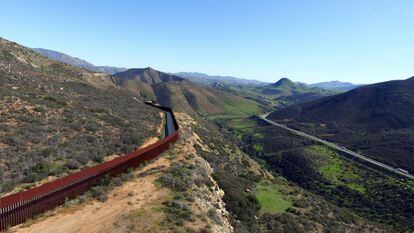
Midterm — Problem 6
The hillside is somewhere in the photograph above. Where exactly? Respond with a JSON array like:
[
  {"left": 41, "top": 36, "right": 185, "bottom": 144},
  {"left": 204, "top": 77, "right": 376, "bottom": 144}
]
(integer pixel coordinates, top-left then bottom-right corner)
[
  {"left": 270, "top": 77, "right": 414, "bottom": 173},
  {"left": 223, "top": 115, "right": 414, "bottom": 231},
  {"left": 0, "top": 38, "right": 161, "bottom": 194},
  {"left": 32, "top": 48, "right": 127, "bottom": 74},
  {"left": 114, "top": 68, "right": 264, "bottom": 117},
  {"left": 1, "top": 37, "right": 400, "bottom": 232},
  {"left": 308, "top": 80, "right": 363, "bottom": 91}
]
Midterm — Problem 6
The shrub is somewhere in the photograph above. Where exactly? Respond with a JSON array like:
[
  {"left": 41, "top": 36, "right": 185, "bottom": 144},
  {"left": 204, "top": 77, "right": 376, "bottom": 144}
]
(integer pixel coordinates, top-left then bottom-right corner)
[
  {"left": 65, "top": 159, "right": 81, "bottom": 170},
  {"left": 111, "top": 177, "right": 122, "bottom": 186},
  {"left": 207, "top": 208, "right": 222, "bottom": 225},
  {"left": 90, "top": 186, "right": 107, "bottom": 201},
  {"left": 158, "top": 163, "right": 194, "bottom": 192},
  {"left": 2, "top": 136, "right": 21, "bottom": 145},
  {"left": 40, "top": 147, "right": 54, "bottom": 157}
]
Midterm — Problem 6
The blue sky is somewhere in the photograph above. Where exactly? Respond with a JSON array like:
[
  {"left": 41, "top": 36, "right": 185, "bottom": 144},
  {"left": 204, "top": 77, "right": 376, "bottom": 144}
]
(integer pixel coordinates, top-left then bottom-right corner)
[{"left": 1, "top": 0, "right": 413, "bottom": 83}]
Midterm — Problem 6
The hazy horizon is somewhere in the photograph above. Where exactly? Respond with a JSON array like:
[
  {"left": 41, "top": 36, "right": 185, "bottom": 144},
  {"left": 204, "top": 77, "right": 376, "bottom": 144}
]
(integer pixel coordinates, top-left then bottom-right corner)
[{"left": 1, "top": 0, "right": 413, "bottom": 84}]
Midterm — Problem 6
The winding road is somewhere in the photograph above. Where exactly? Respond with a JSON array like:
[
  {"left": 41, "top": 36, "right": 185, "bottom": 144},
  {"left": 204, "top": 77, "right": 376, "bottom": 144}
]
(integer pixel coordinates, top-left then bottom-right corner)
[{"left": 258, "top": 113, "right": 414, "bottom": 180}]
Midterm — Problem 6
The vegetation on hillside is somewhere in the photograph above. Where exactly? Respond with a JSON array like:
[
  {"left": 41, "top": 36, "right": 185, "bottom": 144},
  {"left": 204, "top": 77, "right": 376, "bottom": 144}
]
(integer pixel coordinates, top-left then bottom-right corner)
[
  {"left": 229, "top": 117, "right": 414, "bottom": 231},
  {"left": 254, "top": 181, "right": 292, "bottom": 214},
  {"left": 3, "top": 35, "right": 412, "bottom": 232},
  {"left": 193, "top": 117, "right": 387, "bottom": 232},
  {"left": 0, "top": 38, "right": 161, "bottom": 194}
]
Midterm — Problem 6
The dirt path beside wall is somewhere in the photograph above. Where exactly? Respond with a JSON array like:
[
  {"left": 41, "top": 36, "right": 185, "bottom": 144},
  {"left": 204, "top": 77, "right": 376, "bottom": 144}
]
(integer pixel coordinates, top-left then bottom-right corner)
[{"left": 12, "top": 155, "right": 170, "bottom": 233}]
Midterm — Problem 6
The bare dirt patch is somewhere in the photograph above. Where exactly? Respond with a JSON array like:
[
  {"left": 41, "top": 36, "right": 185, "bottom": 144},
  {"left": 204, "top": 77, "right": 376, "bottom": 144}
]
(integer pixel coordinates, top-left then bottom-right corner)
[{"left": 12, "top": 156, "right": 171, "bottom": 233}]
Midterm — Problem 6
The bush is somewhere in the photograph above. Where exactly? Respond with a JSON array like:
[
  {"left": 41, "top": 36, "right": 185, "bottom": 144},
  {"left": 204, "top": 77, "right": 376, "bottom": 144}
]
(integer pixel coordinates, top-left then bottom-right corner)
[
  {"left": 90, "top": 186, "right": 107, "bottom": 202},
  {"left": 207, "top": 208, "right": 222, "bottom": 225},
  {"left": 111, "top": 177, "right": 122, "bottom": 186},
  {"left": 65, "top": 159, "right": 81, "bottom": 170},
  {"left": 158, "top": 163, "right": 194, "bottom": 192},
  {"left": 2, "top": 136, "right": 21, "bottom": 145}
]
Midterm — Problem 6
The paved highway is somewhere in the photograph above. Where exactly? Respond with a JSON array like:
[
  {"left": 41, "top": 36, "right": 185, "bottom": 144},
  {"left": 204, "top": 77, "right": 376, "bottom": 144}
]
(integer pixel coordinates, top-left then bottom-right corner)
[{"left": 258, "top": 113, "right": 414, "bottom": 180}]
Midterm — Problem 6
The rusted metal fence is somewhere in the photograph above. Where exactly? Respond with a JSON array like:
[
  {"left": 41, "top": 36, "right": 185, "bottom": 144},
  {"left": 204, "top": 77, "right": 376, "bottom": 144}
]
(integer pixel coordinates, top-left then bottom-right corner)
[{"left": 0, "top": 105, "right": 179, "bottom": 231}]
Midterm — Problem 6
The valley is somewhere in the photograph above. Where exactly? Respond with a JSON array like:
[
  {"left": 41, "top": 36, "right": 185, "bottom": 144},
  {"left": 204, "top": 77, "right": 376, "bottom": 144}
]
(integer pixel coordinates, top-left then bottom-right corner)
[
  {"left": 259, "top": 112, "right": 414, "bottom": 180},
  {"left": 269, "top": 77, "right": 414, "bottom": 174},
  {"left": 2, "top": 1, "right": 414, "bottom": 232},
  {"left": 218, "top": 115, "right": 414, "bottom": 231}
]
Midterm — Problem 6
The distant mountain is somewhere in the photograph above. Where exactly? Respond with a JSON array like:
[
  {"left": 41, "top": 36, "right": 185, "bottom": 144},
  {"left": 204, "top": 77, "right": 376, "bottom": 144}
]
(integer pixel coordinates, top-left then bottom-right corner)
[
  {"left": 175, "top": 72, "right": 268, "bottom": 86},
  {"left": 256, "top": 78, "right": 335, "bottom": 104},
  {"left": 270, "top": 77, "right": 296, "bottom": 88},
  {"left": 31, "top": 48, "right": 126, "bottom": 74},
  {"left": 270, "top": 77, "right": 414, "bottom": 173},
  {"left": 308, "top": 80, "right": 363, "bottom": 91},
  {"left": 271, "top": 78, "right": 414, "bottom": 129}
]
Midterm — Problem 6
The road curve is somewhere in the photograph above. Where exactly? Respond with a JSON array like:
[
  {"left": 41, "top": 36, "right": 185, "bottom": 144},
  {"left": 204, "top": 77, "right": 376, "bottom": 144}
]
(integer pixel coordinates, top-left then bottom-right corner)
[{"left": 258, "top": 113, "right": 414, "bottom": 180}]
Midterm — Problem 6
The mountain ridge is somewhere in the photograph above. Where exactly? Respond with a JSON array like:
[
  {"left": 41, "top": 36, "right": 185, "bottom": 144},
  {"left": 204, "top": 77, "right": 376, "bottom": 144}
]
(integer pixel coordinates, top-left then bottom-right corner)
[
  {"left": 113, "top": 67, "right": 263, "bottom": 116},
  {"left": 175, "top": 71, "right": 267, "bottom": 86},
  {"left": 114, "top": 67, "right": 185, "bottom": 85},
  {"left": 308, "top": 80, "right": 363, "bottom": 91},
  {"left": 31, "top": 48, "right": 127, "bottom": 74},
  {"left": 271, "top": 77, "right": 414, "bottom": 129}
]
